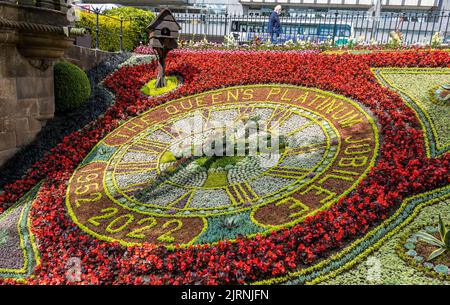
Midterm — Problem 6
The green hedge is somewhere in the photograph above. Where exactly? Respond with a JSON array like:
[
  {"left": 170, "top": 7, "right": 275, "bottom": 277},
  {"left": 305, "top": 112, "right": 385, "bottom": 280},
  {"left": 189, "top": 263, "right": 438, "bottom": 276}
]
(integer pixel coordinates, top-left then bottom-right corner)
[
  {"left": 54, "top": 62, "right": 91, "bottom": 112},
  {"left": 104, "top": 7, "right": 155, "bottom": 45},
  {"left": 75, "top": 7, "right": 155, "bottom": 51},
  {"left": 76, "top": 11, "right": 136, "bottom": 52}
]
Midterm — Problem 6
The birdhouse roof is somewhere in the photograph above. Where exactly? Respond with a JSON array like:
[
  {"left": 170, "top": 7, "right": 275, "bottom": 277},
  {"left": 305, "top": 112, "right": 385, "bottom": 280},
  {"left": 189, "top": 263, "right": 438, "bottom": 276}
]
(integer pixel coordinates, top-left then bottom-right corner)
[{"left": 148, "top": 9, "right": 181, "bottom": 31}]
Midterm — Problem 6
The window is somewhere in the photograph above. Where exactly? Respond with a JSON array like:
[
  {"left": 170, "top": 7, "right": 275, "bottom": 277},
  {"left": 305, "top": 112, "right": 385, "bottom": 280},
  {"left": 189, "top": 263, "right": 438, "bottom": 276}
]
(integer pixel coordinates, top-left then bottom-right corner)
[
  {"left": 298, "top": 25, "right": 318, "bottom": 35},
  {"left": 337, "top": 25, "right": 351, "bottom": 37},
  {"left": 318, "top": 24, "right": 334, "bottom": 36}
]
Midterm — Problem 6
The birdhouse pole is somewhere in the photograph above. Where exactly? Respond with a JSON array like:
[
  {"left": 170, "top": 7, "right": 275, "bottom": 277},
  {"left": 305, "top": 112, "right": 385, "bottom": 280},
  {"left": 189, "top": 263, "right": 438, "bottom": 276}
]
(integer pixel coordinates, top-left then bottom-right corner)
[
  {"left": 155, "top": 47, "right": 169, "bottom": 87},
  {"left": 147, "top": 9, "right": 181, "bottom": 88}
]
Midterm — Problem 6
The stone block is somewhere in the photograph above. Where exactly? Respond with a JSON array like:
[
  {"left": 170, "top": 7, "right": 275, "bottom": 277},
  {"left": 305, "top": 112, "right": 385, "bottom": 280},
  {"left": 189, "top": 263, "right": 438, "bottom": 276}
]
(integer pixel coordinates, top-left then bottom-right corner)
[
  {"left": 15, "top": 117, "right": 42, "bottom": 147},
  {"left": 5, "top": 54, "right": 30, "bottom": 78},
  {"left": 17, "top": 130, "right": 39, "bottom": 147},
  {"left": 28, "top": 117, "right": 43, "bottom": 132},
  {"left": 16, "top": 77, "right": 35, "bottom": 100},
  {"left": 16, "top": 76, "right": 53, "bottom": 99},
  {"left": 36, "top": 96, "right": 55, "bottom": 120},
  {"left": 0, "top": 3, "right": 19, "bottom": 20},
  {"left": 15, "top": 98, "right": 39, "bottom": 117},
  {"left": 0, "top": 131, "right": 16, "bottom": 151},
  {"left": 0, "top": 118, "right": 17, "bottom": 133},
  {"left": 18, "top": 4, "right": 69, "bottom": 27},
  {"left": 41, "top": 76, "right": 54, "bottom": 98},
  {"left": 0, "top": 51, "right": 6, "bottom": 77},
  {"left": 1, "top": 47, "right": 42, "bottom": 79},
  {"left": 0, "top": 78, "right": 16, "bottom": 98},
  {"left": 0, "top": 147, "right": 19, "bottom": 166},
  {"left": 14, "top": 117, "right": 30, "bottom": 132},
  {"left": 16, "top": 77, "right": 38, "bottom": 99},
  {"left": 0, "top": 97, "right": 17, "bottom": 117}
]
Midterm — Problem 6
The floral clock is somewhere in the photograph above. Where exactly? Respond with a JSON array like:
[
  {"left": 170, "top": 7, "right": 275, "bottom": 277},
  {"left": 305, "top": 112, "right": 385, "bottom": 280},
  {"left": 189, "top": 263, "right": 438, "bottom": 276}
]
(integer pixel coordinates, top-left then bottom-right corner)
[
  {"left": 1, "top": 50, "right": 448, "bottom": 285},
  {"left": 66, "top": 84, "right": 378, "bottom": 247}
]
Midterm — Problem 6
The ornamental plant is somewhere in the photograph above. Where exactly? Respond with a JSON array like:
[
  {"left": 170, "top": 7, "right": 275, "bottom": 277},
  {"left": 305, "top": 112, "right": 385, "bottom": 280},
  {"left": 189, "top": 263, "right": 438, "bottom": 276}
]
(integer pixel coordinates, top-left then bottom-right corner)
[
  {"left": 431, "top": 32, "right": 444, "bottom": 49},
  {"left": 53, "top": 62, "right": 91, "bottom": 112},
  {"left": 416, "top": 214, "right": 450, "bottom": 261}
]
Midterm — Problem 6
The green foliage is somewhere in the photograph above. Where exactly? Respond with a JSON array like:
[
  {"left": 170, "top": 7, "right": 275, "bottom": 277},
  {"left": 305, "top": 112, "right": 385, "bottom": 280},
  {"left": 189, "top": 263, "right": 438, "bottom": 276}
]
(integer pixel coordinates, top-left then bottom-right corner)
[
  {"left": 104, "top": 7, "right": 155, "bottom": 45},
  {"left": 220, "top": 216, "right": 240, "bottom": 229},
  {"left": 207, "top": 156, "right": 243, "bottom": 170},
  {"left": 0, "top": 229, "right": 8, "bottom": 247},
  {"left": 202, "top": 171, "right": 228, "bottom": 187},
  {"left": 76, "top": 11, "right": 136, "bottom": 51},
  {"left": 160, "top": 151, "right": 177, "bottom": 164},
  {"left": 141, "top": 76, "right": 178, "bottom": 96},
  {"left": 54, "top": 62, "right": 91, "bottom": 112},
  {"left": 75, "top": 7, "right": 155, "bottom": 51},
  {"left": 416, "top": 214, "right": 450, "bottom": 261},
  {"left": 195, "top": 211, "right": 265, "bottom": 245}
]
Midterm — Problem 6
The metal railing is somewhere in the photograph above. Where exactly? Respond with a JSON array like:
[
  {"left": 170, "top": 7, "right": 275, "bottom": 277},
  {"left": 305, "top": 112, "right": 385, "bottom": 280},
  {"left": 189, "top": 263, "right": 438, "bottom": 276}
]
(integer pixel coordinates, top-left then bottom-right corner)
[
  {"left": 174, "top": 11, "right": 450, "bottom": 45},
  {"left": 48, "top": 7, "right": 450, "bottom": 51},
  {"left": 73, "top": 4, "right": 142, "bottom": 52}
]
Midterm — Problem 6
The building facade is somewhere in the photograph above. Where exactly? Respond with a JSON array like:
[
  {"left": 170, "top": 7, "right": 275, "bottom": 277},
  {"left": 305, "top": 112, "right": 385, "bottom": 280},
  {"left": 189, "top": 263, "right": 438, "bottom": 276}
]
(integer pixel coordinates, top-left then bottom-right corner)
[
  {"left": 80, "top": 0, "right": 448, "bottom": 14},
  {"left": 240, "top": 0, "right": 446, "bottom": 15}
]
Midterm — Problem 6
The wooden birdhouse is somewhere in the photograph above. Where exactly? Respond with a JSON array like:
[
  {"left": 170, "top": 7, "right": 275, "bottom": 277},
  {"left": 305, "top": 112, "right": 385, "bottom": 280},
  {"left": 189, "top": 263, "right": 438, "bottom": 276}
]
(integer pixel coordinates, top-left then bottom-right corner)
[
  {"left": 147, "top": 9, "right": 181, "bottom": 88},
  {"left": 148, "top": 9, "right": 181, "bottom": 49}
]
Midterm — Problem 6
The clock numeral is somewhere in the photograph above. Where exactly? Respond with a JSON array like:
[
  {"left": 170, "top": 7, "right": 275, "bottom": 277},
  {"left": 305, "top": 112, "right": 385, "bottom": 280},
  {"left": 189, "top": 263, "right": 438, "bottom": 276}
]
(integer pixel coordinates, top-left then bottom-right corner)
[
  {"left": 275, "top": 197, "right": 309, "bottom": 219},
  {"left": 227, "top": 182, "right": 258, "bottom": 204},
  {"left": 121, "top": 180, "right": 154, "bottom": 194},
  {"left": 169, "top": 190, "right": 195, "bottom": 209},
  {"left": 266, "top": 166, "right": 308, "bottom": 179},
  {"left": 286, "top": 120, "right": 315, "bottom": 136},
  {"left": 129, "top": 139, "right": 167, "bottom": 154},
  {"left": 268, "top": 108, "right": 291, "bottom": 130},
  {"left": 161, "top": 125, "right": 180, "bottom": 139},
  {"left": 238, "top": 105, "right": 254, "bottom": 117},
  {"left": 115, "top": 161, "right": 158, "bottom": 174}
]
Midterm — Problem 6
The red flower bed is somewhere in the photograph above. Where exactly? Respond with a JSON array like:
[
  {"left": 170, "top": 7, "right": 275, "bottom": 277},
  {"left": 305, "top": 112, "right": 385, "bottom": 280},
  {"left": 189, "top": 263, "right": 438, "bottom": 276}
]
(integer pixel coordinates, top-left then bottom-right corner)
[{"left": 0, "top": 50, "right": 449, "bottom": 284}]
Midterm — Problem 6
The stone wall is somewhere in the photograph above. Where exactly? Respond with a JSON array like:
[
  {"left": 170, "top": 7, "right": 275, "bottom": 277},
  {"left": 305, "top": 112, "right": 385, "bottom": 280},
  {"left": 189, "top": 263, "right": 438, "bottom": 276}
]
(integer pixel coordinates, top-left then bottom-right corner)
[
  {"left": 0, "top": 43, "right": 55, "bottom": 164},
  {"left": 63, "top": 44, "right": 117, "bottom": 71},
  {"left": 0, "top": 1, "right": 74, "bottom": 167}
]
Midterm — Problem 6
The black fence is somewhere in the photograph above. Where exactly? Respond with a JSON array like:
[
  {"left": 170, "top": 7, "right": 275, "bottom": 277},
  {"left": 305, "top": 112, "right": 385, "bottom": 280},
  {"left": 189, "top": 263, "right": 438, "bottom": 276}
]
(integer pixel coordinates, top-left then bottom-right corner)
[
  {"left": 73, "top": 5, "right": 142, "bottom": 52},
  {"left": 71, "top": 9, "right": 450, "bottom": 51},
  {"left": 174, "top": 11, "right": 450, "bottom": 45}
]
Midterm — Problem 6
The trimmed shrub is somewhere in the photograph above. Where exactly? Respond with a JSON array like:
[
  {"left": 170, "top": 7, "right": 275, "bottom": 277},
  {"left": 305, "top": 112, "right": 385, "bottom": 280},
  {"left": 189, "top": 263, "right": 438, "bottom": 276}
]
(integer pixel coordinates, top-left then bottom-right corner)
[
  {"left": 76, "top": 11, "right": 136, "bottom": 51},
  {"left": 104, "top": 7, "right": 155, "bottom": 45},
  {"left": 54, "top": 62, "right": 91, "bottom": 112}
]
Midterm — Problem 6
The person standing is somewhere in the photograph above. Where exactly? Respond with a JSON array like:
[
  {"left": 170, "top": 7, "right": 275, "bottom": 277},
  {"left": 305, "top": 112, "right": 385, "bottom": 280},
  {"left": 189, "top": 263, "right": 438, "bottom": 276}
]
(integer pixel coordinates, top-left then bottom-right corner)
[{"left": 268, "top": 5, "right": 282, "bottom": 44}]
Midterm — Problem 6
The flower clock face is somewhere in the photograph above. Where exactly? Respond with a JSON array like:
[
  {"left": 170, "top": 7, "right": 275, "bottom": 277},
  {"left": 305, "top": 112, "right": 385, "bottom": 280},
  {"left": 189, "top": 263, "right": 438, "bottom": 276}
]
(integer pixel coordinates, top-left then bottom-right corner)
[{"left": 66, "top": 84, "right": 378, "bottom": 247}]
